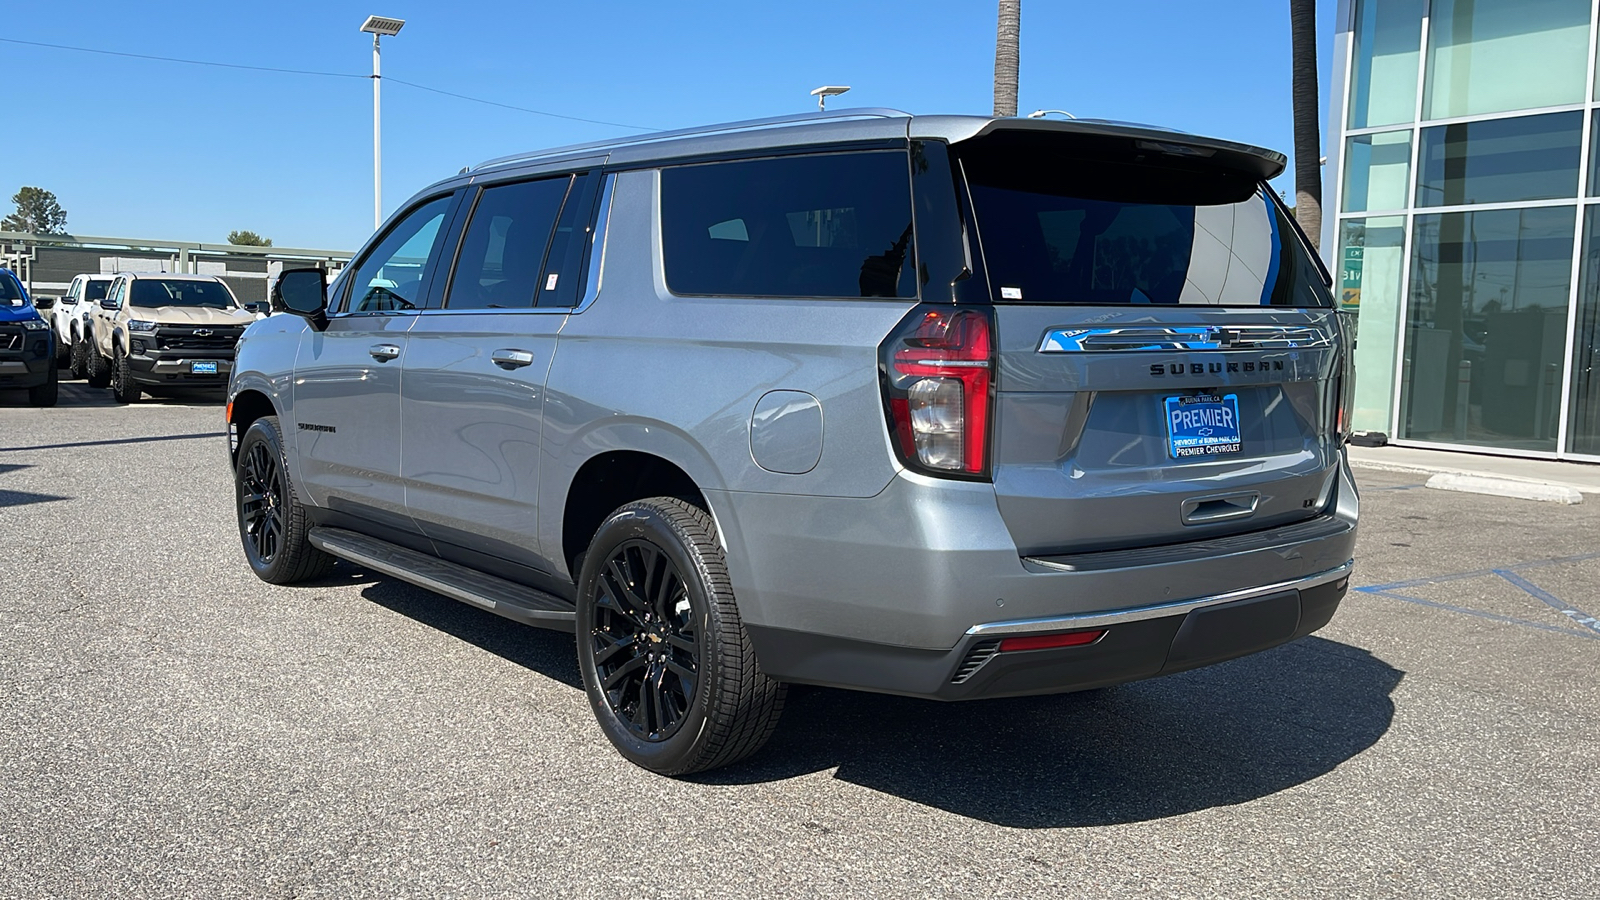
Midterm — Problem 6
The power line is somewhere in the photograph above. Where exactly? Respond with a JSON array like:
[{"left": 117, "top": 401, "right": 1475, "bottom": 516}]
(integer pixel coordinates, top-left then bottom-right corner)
[
  {"left": 0, "top": 36, "right": 363, "bottom": 79},
  {"left": 0, "top": 35, "right": 656, "bottom": 131},
  {"left": 384, "top": 78, "right": 653, "bottom": 131}
]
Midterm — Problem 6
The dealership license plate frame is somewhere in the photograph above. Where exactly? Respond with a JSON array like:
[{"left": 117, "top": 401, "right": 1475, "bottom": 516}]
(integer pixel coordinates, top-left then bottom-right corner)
[
  {"left": 191, "top": 360, "right": 219, "bottom": 375},
  {"left": 1164, "top": 392, "right": 1242, "bottom": 459}
]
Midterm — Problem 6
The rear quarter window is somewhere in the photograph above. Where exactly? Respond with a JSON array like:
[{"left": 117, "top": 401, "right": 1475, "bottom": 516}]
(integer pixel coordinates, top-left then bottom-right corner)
[{"left": 660, "top": 151, "right": 917, "bottom": 299}]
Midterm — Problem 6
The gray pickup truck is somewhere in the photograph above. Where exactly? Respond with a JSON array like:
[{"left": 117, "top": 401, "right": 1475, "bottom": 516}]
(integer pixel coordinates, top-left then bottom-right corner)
[{"left": 228, "top": 110, "right": 1358, "bottom": 775}]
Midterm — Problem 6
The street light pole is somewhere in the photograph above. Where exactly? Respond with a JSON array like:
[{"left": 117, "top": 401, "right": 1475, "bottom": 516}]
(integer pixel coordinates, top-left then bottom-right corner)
[
  {"left": 372, "top": 32, "right": 381, "bottom": 230},
  {"left": 360, "top": 16, "right": 406, "bottom": 231}
]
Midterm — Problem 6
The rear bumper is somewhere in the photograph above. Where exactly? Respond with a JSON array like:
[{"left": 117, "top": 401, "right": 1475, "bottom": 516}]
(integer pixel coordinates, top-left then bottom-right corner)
[
  {"left": 745, "top": 566, "right": 1350, "bottom": 699},
  {"left": 709, "top": 455, "right": 1359, "bottom": 699}
]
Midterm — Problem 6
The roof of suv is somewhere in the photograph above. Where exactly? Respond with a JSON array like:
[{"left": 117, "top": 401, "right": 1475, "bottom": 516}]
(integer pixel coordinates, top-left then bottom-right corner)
[
  {"left": 467, "top": 109, "right": 1288, "bottom": 182},
  {"left": 115, "top": 272, "right": 226, "bottom": 282}
]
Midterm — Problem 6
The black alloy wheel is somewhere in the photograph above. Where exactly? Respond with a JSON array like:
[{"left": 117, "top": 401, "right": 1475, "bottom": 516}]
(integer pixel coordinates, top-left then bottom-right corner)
[
  {"left": 239, "top": 436, "right": 285, "bottom": 565},
  {"left": 576, "top": 497, "right": 785, "bottom": 776},
  {"left": 234, "top": 416, "right": 335, "bottom": 584},
  {"left": 590, "top": 539, "right": 702, "bottom": 742}
]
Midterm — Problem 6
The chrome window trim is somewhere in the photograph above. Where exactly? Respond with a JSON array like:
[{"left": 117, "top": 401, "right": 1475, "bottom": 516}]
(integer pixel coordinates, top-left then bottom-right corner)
[
  {"left": 965, "top": 560, "right": 1354, "bottom": 636},
  {"left": 570, "top": 172, "right": 617, "bottom": 315}
]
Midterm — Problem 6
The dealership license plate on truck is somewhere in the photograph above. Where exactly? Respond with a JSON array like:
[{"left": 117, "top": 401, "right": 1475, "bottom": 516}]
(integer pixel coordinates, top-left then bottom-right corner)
[
  {"left": 191, "top": 361, "right": 219, "bottom": 375},
  {"left": 1165, "top": 393, "right": 1242, "bottom": 459}
]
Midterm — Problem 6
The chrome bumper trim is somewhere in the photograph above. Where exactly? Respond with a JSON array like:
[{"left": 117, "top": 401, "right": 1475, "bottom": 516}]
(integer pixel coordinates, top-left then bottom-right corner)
[{"left": 965, "top": 560, "right": 1354, "bottom": 637}]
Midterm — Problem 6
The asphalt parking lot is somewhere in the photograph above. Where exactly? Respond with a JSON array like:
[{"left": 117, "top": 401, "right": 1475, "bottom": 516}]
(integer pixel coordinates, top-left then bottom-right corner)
[{"left": 2, "top": 382, "right": 1598, "bottom": 899}]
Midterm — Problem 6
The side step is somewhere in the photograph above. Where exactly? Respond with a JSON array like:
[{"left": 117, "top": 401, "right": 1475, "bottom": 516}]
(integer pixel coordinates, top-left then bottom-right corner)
[{"left": 308, "top": 527, "right": 577, "bottom": 633}]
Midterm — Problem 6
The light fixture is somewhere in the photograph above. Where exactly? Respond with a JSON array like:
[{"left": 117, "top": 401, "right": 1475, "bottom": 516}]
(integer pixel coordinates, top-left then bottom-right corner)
[
  {"left": 810, "top": 85, "right": 851, "bottom": 111},
  {"left": 360, "top": 15, "right": 405, "bottom": 36}
]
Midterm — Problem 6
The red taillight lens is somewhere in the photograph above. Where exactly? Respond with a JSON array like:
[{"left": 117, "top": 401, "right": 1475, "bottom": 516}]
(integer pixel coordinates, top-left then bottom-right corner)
[
  {"left": 998, "top": 630, "right": 1105, "bottom": 652},
  {"left": 880, "top": 306, "right": 993, "bottom": 477}
]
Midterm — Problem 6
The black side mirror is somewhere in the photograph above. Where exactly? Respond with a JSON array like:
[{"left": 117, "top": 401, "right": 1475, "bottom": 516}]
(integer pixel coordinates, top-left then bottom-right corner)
[
  {"left": 100, "top": 297, "right": 119, "bottom": 310},
  {"left": 273, "top": 268, "right": 329, "bottom": 329},
  {"left": 34, "top": 296, "right": 56, "bottom": 309},
  {"left": 243, "top": 301, "right": 266, "bottom": 314}
]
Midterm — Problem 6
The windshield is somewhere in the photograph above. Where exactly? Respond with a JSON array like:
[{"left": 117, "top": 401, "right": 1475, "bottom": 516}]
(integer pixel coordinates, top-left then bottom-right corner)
[
  {"left": 84, "top": 281, "right": 110, "bottom": 302},
  {"left": 958, "top": 134, "right": 1331, "bottom": 307},
  {"left": 1, "top": 273, "right": 24, "bottom": 306},
  {"left": 129, "top": 279, "right": 238, "bottom": 309}
]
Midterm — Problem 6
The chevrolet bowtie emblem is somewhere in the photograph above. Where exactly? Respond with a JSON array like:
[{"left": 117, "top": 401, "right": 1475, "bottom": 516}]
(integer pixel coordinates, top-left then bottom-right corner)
[{"left": 193, "top": 328, "right": 213, "bottom": 336}]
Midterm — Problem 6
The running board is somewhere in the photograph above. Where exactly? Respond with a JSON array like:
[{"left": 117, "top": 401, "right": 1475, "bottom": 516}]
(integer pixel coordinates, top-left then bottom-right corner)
[{"left": 308, "top": 527, "right": 576, "bottom": 633}]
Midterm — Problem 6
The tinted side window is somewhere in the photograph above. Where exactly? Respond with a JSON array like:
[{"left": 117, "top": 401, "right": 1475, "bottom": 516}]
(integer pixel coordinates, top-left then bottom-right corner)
[
  {"left": 661, "top": 152, "right": 916, "bottom": 299},
  {"left": 345, "top": 195, "right": 453, "bottom": 313},
  {"left": 84, "top": 280, "right": 109, "bottom": 302},
  {"left": 445, "top": 177, "right": 572, "bottom": 309}
]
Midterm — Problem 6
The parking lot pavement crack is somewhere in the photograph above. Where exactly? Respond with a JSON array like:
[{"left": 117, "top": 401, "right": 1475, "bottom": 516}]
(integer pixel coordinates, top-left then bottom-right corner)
[{"left": 1, "top": 669, "right": 100, "bottom": 689}]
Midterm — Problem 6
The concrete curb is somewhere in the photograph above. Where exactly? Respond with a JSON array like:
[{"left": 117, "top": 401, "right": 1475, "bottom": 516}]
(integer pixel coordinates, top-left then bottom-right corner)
[
  {"left": 1348, "top": 457, "right": 1600, "bottom": 495},
  {"left": 1424, "top": 473, "right": 1584, "bottom": 505}
]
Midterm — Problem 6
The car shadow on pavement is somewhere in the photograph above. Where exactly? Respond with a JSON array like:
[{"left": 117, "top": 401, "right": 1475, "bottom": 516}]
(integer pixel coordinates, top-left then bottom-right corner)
[
  {"left": 0, "top": 487, "right": 70, "bottom": 508},
  {"left": 358, "top": 577, "right": 582, "bottom": 690},
  {"left": 703, "top": 636, "right": 1403, "bottom": 828}
]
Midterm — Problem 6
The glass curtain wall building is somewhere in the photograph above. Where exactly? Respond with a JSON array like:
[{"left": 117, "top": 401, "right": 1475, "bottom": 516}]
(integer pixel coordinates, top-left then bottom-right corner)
[{"left": 1326, "top": 0, "right": 1600, "bottom": 459}]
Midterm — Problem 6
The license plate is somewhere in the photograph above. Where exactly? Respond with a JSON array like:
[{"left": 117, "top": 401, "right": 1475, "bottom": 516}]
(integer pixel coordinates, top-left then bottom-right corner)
[
  {"left": 1165, "top": 393, "right": 1242, "bottom": 459},
  {"left": 191, "top": 361, "right": 219, "bottom": 375}
]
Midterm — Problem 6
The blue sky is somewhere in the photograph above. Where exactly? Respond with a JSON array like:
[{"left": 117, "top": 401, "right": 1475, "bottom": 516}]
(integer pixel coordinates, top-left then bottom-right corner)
[{"left": 4, "top": 1, "right": 1337, "bottom": 251}]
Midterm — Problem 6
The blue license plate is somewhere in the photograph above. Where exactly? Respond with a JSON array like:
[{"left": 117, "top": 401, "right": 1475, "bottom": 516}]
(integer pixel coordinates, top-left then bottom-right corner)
[
  {"left": 1164, "top": 393, "right": 1242, "bottom": 459},
  {"left": 191, "top": 361, "right": 219, "bottom": 375}
]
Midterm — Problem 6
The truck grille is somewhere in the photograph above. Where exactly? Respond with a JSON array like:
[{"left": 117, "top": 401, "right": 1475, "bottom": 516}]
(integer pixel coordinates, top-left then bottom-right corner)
[
  {"left": 155, "top": 325, "right": 244, "bottom": 353},
  {"left": 0, "top": 325, "right": 22, "bottom": 352}
]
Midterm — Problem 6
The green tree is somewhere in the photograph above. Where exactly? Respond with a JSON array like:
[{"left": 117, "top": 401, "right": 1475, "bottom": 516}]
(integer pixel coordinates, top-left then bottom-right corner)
[
  {"left": 993, "top": 0, "right": 1021, "bottom": 117},
  {"left": 1291, "top": 0, "right": 1322, "bottom": 250},
  {"left": 2, "top": 187, "right": 68, "bottom": 235},
  {"left": 228, "top": 230, "right": 273, "bottom": 247}
]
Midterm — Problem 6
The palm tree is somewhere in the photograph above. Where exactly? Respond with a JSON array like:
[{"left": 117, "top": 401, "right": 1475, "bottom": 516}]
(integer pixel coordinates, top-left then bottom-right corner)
[
  {"left": 994, "top": 0, "right": 1020, "bottom": 117},
  {"left": 1290, "top": 0, "right": 1322, "bottom": 250}
]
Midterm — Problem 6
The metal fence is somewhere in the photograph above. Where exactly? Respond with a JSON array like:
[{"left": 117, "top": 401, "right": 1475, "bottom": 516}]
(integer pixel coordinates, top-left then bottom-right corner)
[{"left": 0, "top": 231, "right": 353, "bottom": 305}]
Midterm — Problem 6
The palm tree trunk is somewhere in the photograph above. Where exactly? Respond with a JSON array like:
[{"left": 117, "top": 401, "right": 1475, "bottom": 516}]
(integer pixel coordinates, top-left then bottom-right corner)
[
  {"left": 994, "top": 0, "right": 1021, "bottom": 117},
  {"left": 1290, "top": 0, "right": 1322, "bottom": 250}
]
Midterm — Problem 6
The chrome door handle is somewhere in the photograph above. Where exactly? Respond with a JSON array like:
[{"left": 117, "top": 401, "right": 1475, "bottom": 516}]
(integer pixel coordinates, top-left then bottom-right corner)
[
  {"left": 369, "top": 343, "right": 401, "bottom": 362},
  {"left": 491, "top": 348, "right": 535, "bottom": 370}
]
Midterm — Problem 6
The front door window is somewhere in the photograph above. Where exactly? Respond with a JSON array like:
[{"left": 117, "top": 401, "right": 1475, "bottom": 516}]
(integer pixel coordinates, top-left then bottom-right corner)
[{"left": 344, "top": 196, "right": 453, "bottom": 313}]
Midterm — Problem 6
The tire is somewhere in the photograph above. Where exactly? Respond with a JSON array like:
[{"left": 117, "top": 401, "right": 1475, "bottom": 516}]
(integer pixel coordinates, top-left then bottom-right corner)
[
  {"left": 576, "top": 497, "right": 785, "bottom": 776},
  {"left": 69, "top": 334, "right": 88, "bottom": 380},
  {"left": 27, "top": 363, "right": 58, "bottom": 407},
  {"left": 235, "top": 416, "right": 336, "bottom": 584},
  {"left": 85, "top": 337, "right": 110, "bottom": 389},
  {"left": 55, "top": 334, "right": 71, "bottom": 368},
  {"left": 111, "top": 345, "right": 140, "bottom": 404}
]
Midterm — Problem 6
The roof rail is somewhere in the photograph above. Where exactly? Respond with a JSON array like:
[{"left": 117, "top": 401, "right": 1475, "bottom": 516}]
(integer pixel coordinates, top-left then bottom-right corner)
[{"left": 471, "top": 107, "right": 912, "bottom": 172}]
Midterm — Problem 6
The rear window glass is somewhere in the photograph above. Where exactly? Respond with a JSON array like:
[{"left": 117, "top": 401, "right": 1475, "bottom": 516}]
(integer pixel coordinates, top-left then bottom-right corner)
[
  {"left": 447, "top": 176, "right": 571, "bottom": 309},
  {"left": 84, "top": 281, "right": 110, "bottom": 301},
  {"left": 661, "top": 151, "right": 917, "bottom": 299},
  {"left": 129, "top": 279, "right": 237, "bottom": 309},
  {"left": 960, "top": 137, "right": 1331, "bottom": 308}
]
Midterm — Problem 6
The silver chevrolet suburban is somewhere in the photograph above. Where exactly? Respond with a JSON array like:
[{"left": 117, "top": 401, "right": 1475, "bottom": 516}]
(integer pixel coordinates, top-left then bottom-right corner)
[{"left": 228, "top": 110, "right": 1357, "bottom": 775}]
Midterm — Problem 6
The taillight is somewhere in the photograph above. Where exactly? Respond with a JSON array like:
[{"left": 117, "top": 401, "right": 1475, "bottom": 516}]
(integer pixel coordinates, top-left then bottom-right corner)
[{"left": 880, "top": 305, "right": 994, "bottom": 478}]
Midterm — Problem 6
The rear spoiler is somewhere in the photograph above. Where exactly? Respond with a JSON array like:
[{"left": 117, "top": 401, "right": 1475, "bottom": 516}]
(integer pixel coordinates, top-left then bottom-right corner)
[{"left": 914, "top": 116, "right": 1287, "bottom": 182}]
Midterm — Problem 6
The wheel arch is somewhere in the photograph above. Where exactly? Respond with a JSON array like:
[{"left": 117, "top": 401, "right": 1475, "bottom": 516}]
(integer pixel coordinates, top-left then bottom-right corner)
[
  {"left": 559, "top": 448, "right": 714, "bottom": 583},
  {"left": 227, "top": 387, "right": 280, "bottom": 467}
]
